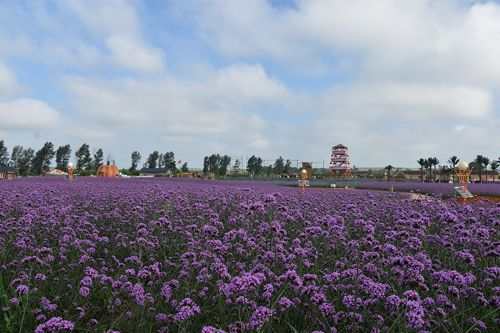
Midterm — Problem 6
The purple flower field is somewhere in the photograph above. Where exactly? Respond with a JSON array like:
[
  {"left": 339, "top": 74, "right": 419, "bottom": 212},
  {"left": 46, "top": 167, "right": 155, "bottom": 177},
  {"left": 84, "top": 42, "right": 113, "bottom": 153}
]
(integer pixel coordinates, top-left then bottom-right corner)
[
  {"left": 348, "top": 182, "right": 500, "bottom": 197},
  {"left": 1, "top": 178, "right": 499, "bottom": 332}
]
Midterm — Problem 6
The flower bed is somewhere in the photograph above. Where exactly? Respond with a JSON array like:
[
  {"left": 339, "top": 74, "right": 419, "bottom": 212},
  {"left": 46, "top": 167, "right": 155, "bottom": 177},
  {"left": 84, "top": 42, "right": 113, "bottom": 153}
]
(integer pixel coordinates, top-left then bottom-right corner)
[{"left": 0, "top": 178, "right": 498, "bottom": 332}]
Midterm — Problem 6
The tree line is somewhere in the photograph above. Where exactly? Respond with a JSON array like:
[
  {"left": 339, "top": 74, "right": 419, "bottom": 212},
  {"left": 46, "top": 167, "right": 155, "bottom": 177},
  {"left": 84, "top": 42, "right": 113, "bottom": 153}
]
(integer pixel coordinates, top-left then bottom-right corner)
[
  {"left": 0, "top": 140, "right": 188, "bottom": 176},
  {"left": 201, "top": 154, "right": 297, "bottom": 177},
  {"left": 417, "top": 155, "right": 499, "bottom": 183}
]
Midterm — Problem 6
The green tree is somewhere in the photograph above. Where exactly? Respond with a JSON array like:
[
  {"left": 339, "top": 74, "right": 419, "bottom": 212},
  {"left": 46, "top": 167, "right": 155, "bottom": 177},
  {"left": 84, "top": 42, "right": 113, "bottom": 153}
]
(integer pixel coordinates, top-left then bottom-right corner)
[
  {"left": 181, "top": 162, "right": 189, "bottom": 172},
  {"left": 147, "top": 151, "right": 159, "bottom": 169},
  {"left": 203, "top": 156, "right": 209, "bottom": 173},
  {"left": 481, "top": 156, "right": 490, "bottom": 182},
  {"left": 75, "top": 144, "right": 92, "bottom": 171},
  {"left": 10, "top": 145, "right": 23, "bottom": 168},
  {"left": 447, "top": 156, "right": 459, "bottom": 169},
  {"left": 384, "top": 165, "right": 393, "bottom": 180},
  {"left": 92, "top": 148, "right": 104, "bottom": 173},
  {"left": 265, "top": 165, "right": 273, "bottom": 176},
  {"left": 18, "top": 148, "right": 34, "bottom": 176},
  {"left": 220, "top": 155, "right": 231, "bottom": 177},
  {"left": 432, "top": 158, "right": 440, "bottom": 181},
  {"left": 208, "top": 154, "right": 221, "bottom": 175},
  {"left": 130, "top": 151, "right": 141, "bottom": 171},
  {"left": 273, "top": 156, "right": 285, "bottom": 175},
  {"left": 490, "top": 160, "right": 499, "bottom": 182},
  {"left": 55, "top": 145, "right": 72, "bottom": 171},
  {"left": 32, "top": 142, "right": 55, "bottom": 175},
  {"left": 417, "top": 158, "right": 426, "bottom": 182},
  {"left": 158, "top": 153, "right": 165, "bottom": 168},
  {"left": 163, "top": 152, "right": 176, "bottom": 171},
  {"left": 284, "top": 159, "right": 292, "bottom": 175},
  {"left": 474, "top": 155, "right": 488, "bottom": 183},
  {"left": 426, "top": 157, "right": 439, "bottom": 182},
  {"left": 0, "top": 140, "right": 9, "bottom": 166},
  {"left": 247, "top": 155, "right": 256, "bottom": 175}
]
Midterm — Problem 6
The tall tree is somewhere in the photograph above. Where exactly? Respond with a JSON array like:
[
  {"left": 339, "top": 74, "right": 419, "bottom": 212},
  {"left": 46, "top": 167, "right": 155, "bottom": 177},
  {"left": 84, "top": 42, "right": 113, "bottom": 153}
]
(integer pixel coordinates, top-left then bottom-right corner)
[
  {"left": 146, "top": 151, "right": 159, "bottom": 169},
  {"left": 255, "top": 157, "right": 263, "bottom": 175},
  {"left": 247, "top": 155, "right": 257, "bottom": 175},
  {"left": 158, "top": 153, "right": 165, "bottom": 168},
  {"left": 447, "top": 156, "right": 459, "bottom": 169},
  {"left": 163, "top": 152, "right": 176, "bottom": 171},
  {"left": 431, "top": 158, "right": 440, "bottom": 182},
  {"left": 55, "top": 145, "right": 72, "bottom": 171},
  {"left": 0, "top": 140, "right": 9, "bottom": 166},
  {"left": 220, "top": 155, "right": 231, "bottom": 177},
  {"left": 18, "top": 148, "right": 34, "bottom": 176},
  {"left": 417, "top": 158, "right": 426, "bottom": 182},
  {"left": 481, "top": 156, "right": 490, "bottom": 182},
  {"left": 247, "top": 155, "right": 264, "bottom": 175},
  {"left": 203, "top": 156, "right": 209, "bottom": 173},
  {"left": 273, "top": 156, "right": 285, "bottom": 175},
  {"left": 92, "top": 148, "right": 104, "bottom": 173},
  {"left": 208, "top": 154, "right": 221, "bottom": 175},
  {"left": 490, "top": 160, "right": 499, "bottom": 182},
  {"left": 75, "top": 144, "right": 92, "bottom": 171},
  {"left": 474, "top": 155, "right": 487, "bottom": 183},
  {"left": 284, "top": 159, "right": 292, "bottom": 175},
  {"left": 181, "top": 162, "right": 189, "bottom": 172},
  {"left": 10, "top": 145, "right": 23, "bottom": 168},
  {"left": 266, "top": 165, "right": 273, "bottom": 176},
  {"left": 384, "top": 165, "right": 393, "bottom": 180},
  {"left": 130, "top": 151, "right": 141, "bottom": 171},
  {"left": 32, "top": 142, "right": 55, "bottom": 175},
  {"left": 423, "top": 159, "right": 430, "bottom": 182}
]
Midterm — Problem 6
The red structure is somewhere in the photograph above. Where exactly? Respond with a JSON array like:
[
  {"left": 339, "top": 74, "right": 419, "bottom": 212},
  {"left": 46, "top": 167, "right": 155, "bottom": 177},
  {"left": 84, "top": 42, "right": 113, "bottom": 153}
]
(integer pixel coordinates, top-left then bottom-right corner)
[{"left": 330, "top": 144, "right": 351, "bottom": 176}]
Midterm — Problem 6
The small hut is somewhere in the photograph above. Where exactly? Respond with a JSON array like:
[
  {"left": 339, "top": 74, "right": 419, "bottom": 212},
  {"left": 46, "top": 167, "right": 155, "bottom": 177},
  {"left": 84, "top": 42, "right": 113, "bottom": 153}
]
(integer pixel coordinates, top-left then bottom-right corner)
[{"left": 0, "top": 166, "right": 16, "bottom": 180}]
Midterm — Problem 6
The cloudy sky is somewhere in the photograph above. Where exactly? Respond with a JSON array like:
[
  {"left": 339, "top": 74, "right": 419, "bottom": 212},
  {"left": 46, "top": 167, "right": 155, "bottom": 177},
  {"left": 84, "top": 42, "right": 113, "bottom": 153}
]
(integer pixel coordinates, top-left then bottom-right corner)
[{"left": 0, "top": 0, "right": 499, "bottom": 169}]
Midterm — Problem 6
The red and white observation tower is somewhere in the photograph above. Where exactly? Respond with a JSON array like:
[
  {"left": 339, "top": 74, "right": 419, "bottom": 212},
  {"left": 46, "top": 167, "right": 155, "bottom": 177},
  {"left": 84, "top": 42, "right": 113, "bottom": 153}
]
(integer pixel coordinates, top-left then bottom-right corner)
[{"left": 330, "top": 144, "right": 351, "bottom": 175}]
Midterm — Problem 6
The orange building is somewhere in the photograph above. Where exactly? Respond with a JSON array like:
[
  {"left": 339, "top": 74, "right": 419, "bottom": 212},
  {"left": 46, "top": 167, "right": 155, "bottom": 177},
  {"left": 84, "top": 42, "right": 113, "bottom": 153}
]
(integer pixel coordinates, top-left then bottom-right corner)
[{"left": 97, "top": 164, "right": 119, "bottom": 177}]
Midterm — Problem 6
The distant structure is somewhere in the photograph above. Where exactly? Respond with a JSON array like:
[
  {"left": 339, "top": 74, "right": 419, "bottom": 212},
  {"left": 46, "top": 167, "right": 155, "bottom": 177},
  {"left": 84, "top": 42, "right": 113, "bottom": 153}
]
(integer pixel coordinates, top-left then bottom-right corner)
[
  {"left": 302, "top": 162, "right": 312, "bottom": 178},
  {"left": 97, "top": 161, "right": 119, "bottom": 177},
  {"left": 139, "top": 168, "right": 169, "bottom": 177},
  {"left": 232, "top": 159, "right": 241, "bottom": 175},
  {"left": 330, "top": 144, "right": 351, "bottom": 174},
  {"left": 0, "top": 166, "right": 16, "bottom": 180}
]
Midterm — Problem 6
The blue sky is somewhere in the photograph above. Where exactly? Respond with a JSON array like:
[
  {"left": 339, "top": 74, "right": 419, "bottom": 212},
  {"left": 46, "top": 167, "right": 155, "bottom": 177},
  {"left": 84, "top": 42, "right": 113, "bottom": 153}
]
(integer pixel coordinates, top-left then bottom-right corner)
[{"left": 0, "top": 0, "right": 499, "bottom": 169}]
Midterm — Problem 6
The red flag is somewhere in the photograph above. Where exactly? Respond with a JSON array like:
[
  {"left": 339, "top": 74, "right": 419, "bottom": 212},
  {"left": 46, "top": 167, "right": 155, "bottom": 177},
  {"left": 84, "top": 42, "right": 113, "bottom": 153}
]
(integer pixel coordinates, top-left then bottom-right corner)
[{"left": 177, "top": 160, "right": 182, "bottom": 164}]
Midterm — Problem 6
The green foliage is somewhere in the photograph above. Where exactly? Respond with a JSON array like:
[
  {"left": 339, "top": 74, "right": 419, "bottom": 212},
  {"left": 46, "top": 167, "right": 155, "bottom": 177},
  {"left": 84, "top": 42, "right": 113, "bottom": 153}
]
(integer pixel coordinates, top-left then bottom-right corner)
[
  {"left": 32, "top": 142, "right": 55, "bottom": 175},
  {"left": 17, "top": 148, "right": 34, "bottom": 176},
  {"left": 130, "top": 151, "right": 141, "bottom": 171},
  {"left": 203, "top": 154, "right": 231, "bottom": 177},
  {"left": 92, "top": 148, "right": 104, "bottom": 173},
  {"left": 121, "top": 168, "right": 139, "bottom": 176},
  {"left": 55, "top": 144, "right": 71, "bottom": 171},
  {"left": 147, "top": 151, "right": 159, "bottom": 169},
  {"left": 162, "top": 152, "right": 176, "bottom": 171},
  {"left": 247, "top": 155, "right": 263, "bottom": 175},
  {"left": 75, "top": 144, "right": 92, "bottom": 171},
  {"left": 78, "top": 169, "right": 93, "bottom": 176},
  {"left": 0, "top": 140, "right": 9, "bottom": 166},
  {"left": 273, "top": 156, "right": 285, "bottom": 175}
]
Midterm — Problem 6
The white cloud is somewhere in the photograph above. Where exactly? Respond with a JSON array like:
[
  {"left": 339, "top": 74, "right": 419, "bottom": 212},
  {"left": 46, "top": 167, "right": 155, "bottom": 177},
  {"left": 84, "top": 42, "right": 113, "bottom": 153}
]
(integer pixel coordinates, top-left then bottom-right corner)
[
  {"left": 198, "top": 0, "right": 500, "bottom": 86},
  {"left": 62, "top": 63, "right": 288, "bottom": 154},
  {"left": 320, "top": 82, "right": 493, "bottom": 120},
  {"left": 105, "top": 35, "right": 164, "bottom": 74},
  {"left": 0, "top": 63, "right": 18, "bottom": 99},
  {"left": 0, "top": 99, "right": 63, "bottom": 130}
]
